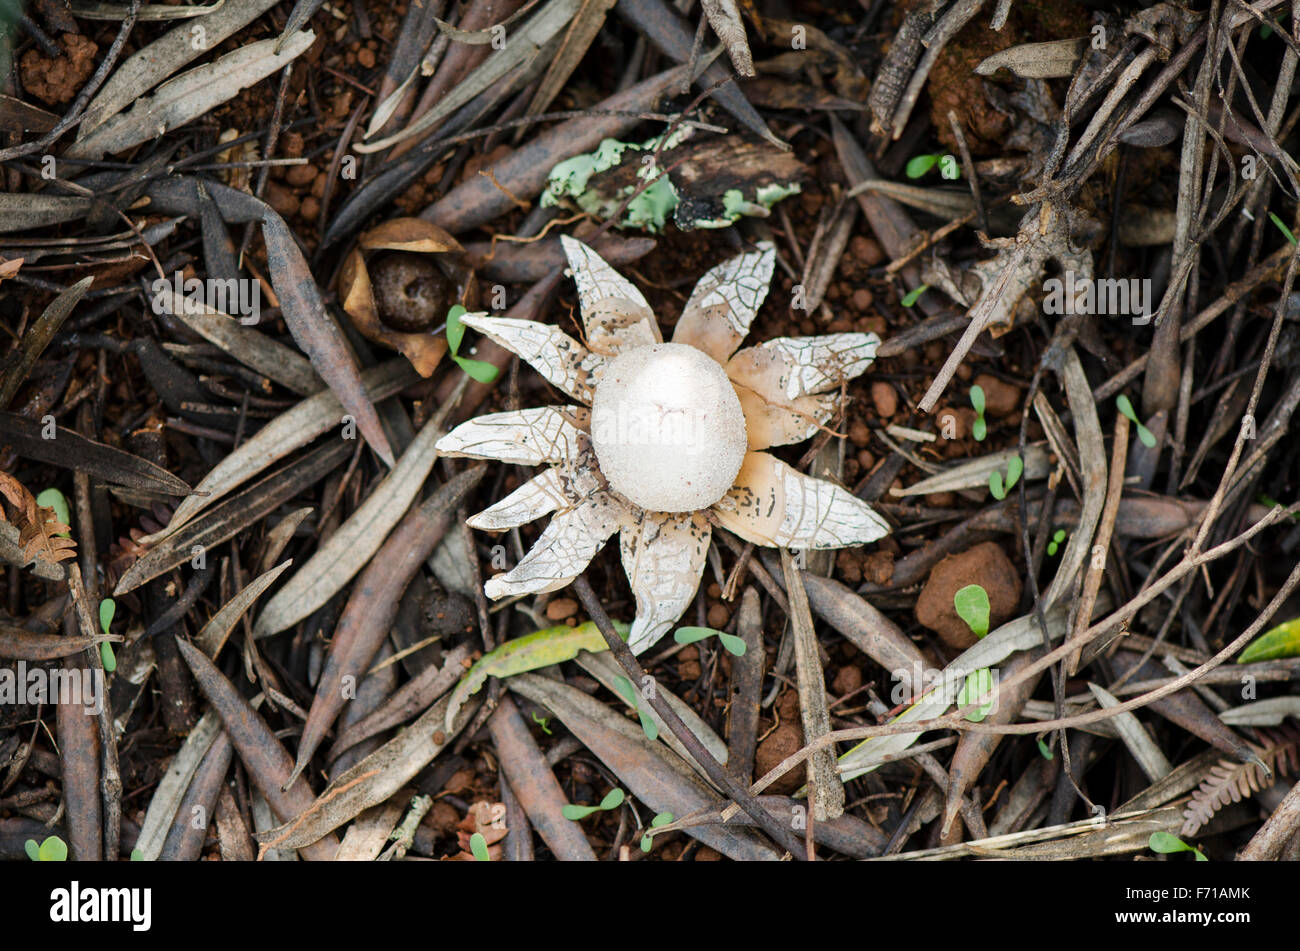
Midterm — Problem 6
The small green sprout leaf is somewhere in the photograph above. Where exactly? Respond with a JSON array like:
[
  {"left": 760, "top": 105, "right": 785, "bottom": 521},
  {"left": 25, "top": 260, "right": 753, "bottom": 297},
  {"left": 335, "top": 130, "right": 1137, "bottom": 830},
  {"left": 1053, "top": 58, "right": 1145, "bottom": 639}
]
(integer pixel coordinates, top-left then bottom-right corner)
[
  {"left": 1037, "top": 738, "right": 1054, "bottom": 760},
  {"left": 445, "top": 304, "right": 467, "bottom": 355},
  {"left": 613, "top": 674, "right": 658, "bottom": 741},
  {"left": 717, "top": 633, "right": 747, "bottom": 656},
  {"left": 900, "top": 284, "right": 929, "bottom": 308},
  {"left": 956, "top": 667, "right": 995, "bottom": 722},
  {"left": 611, "top": 674, "right": 638, "bottom": 706},
  {"left": 674, "top": 626, "right": 747, "bottom": 656},
  {"left": 1257, "top": 493, "right": 1300, "bottom": 521},
  {"left": 954, "top": 584, "right": 990, "bottom": 639},
  {"left": 1238, "top": 616, "right": 1300, "bottom": 663},
  {"left": 130, "top": 848, "right": 144, "bottom": 861},
  {"left": 640, "top": 811, "right": 674, "bottom": 852},
  {"left": 988, "top": 456, "right": 1022, "bottom": 499},
  {"left": 1047, "top": 528, "right": 1067, "bottom": 557},
  {"left": 27, "top": 835, "right": 68, "bottom": 861},
  {"left": 1269, "top": 211, "right": 1297, "bottom": 246},
  {"left": 1005, "top": 455, "right": 1023, "bottom": 489},
  {"left": 35, "top": 488, "right": 70, "bottom": 537},
  {"left": 1148, "top": 831, "right": 1207, "bottom": 861},
  {"left": 531, "top": 711, "right": 553, "bottom": 735},
  {"left": 562, "top": 787, "right": 625, "bottom": 821},
  {"left": 905, "top": 154, "right": 940, "bottom": 178},
  {"left": 469, "top": 832, "right": 490, "bottom": 861},
  {"left": 451, "top": 355, "right": 500, "bottom": 383},
  {"left": 953, "top": 586, "right": 993, "bottom": 721},
  {"left": 98, "top": 598, "right": 117, "bottom": 672},
  {"left": 970, "top": 385, "right": 987, "bottom": 441},
  {"left": 1116, "top": 394, "right": 1157, "bottom": 448}
]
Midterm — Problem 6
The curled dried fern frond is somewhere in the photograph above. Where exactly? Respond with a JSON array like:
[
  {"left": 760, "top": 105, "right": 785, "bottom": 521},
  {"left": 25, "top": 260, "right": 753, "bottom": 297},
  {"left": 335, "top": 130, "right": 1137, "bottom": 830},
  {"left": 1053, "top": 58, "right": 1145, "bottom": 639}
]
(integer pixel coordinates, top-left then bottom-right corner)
[
  {"left": 0, "top": 473, "right": 77, "bottom": 568},
  {"left": 1181, "top": 722, "right": 1300, "bottom": 836}
]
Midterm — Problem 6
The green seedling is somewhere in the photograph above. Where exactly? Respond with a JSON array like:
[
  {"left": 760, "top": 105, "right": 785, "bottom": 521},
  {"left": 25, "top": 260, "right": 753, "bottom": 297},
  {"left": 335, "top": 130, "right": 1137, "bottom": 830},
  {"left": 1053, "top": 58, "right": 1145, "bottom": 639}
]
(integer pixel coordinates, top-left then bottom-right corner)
[
  {"left": 1148, "top": 831, "right": 1207, "bottom": 861},
  {"left": 905, "top": 153, "right": 959, "bottom": 180},
  {"left": 531, "top": 711, "right": 552, "bottom": 735},
  {"left": 988, "top": 455, "right": 1023, "bottom": 500},
  {"left": 1257, "top": 493, "right": 1300, "bottom": 521},
  {"left": 900, "top": 284, "right": 929, "bottom": 308},
  {"left": 613, "top": 675, "right": 658, "bottom": 741},
  {"left": 25, "top": 835, "right": 68, "bottom": 862},
  {"left": 1238, "top": 616, "right": 1300, "bottom": 663},
  {"left": 35, "top": 487, "right": 70, "bottom": 538},
  {"left": 640, "top": 812, "right": 674, "bottom": 853},
  {"left": 1269, "top": 211, "right": 1297, "bottom": 246},
  {"left": 469, "top": 832, "right": 490, "bottom": 861},
  {"left": 954, "top": 584, "right": 990, "bottom": 638},
  {"left": 1047, "top": 529, "right": 1067, "bottom": 557},
  {"left": 1037, "top": 738, "right": 1054, "bottom": 760},
  {"left": 953, "top": 584, "right": 994, "bottom": 721},
  {"left": 970, "top": 385, "right": 987, "bottom": 441},
  {"left": 1116, "top": 394, "right": 1157, "bottom": 448},
  {"left": 674, "top": 625, "right": 747, "bottom": 657},
  {"left": 99, "top": 598, "right": 116, "bottom": 673},
  {"left": 562, "top": 787, "right": 625, "bottom": 821},
  {"left": 130, "top": 849, "right": 144, "bottom": 861},
  {"left": 445, "top": 305, "right": 499, "bottom": 384}
]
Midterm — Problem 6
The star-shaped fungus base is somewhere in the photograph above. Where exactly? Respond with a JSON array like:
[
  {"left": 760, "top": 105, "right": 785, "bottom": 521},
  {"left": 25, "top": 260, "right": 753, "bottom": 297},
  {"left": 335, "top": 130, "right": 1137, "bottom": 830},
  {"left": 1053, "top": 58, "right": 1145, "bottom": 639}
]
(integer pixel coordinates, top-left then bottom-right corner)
[{"left": 436, "top": 237, "right": 890, "bottom": 653}]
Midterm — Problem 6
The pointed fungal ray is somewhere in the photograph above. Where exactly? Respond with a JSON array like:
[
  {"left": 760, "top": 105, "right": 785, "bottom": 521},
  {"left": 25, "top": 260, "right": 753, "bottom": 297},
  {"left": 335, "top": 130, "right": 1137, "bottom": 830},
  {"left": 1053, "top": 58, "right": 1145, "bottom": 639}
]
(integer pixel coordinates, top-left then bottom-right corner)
[
  {"left": 672, "top": 243, "right": 774, "bottom": 363},
  {"left": 620, "top": 511, "right": 712, "bottom": 654},
  {"left": 727, "top": 333, "right": 880, "bottom": 402},
  {"left": 559, "top": 235, "right": 660, "bottom": 354},
  {"left": 467, "top": 441, "right": 605, "bottom": 531},
  {"left": 435, "top": 405, "right": 590, "bottom": 467},
  {"left": 483, "top": 493, "right": 628, "bottom": 599},
  {"left": 712, "top": 452, "right": 890, "bottom": 550},
  {"left": 460, "top": 313, "right": 605, "bottom": 404}
]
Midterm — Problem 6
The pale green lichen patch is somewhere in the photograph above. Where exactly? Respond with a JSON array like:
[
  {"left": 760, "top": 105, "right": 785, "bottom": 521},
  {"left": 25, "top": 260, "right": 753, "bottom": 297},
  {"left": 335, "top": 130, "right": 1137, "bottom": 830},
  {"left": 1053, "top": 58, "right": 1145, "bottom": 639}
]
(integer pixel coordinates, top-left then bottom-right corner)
[{"left": 543, "top": 131, "right": 801, "bottom": 233}]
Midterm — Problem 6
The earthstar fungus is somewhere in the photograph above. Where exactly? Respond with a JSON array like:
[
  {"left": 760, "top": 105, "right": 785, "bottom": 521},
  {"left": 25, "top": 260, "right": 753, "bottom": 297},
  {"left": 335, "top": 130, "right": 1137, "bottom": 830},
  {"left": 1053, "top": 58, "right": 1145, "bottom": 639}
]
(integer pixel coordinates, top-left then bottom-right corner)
[{"left": 435, "top": 236, "right": 890, "bottom": 653}]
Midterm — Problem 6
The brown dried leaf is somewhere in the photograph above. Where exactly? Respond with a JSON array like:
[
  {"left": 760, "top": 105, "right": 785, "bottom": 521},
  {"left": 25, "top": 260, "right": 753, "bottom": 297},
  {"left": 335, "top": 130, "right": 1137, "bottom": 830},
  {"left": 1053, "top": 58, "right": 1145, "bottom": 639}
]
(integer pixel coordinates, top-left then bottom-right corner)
[
  {"left": 1181, "top": 723, "right": 1300, "bottom": 836},
  {"left": 357, "top": 217, "right": 463, "bottom": 254},
  {"left": 0, "top": 472, "right": 76, "bottom": 567}
]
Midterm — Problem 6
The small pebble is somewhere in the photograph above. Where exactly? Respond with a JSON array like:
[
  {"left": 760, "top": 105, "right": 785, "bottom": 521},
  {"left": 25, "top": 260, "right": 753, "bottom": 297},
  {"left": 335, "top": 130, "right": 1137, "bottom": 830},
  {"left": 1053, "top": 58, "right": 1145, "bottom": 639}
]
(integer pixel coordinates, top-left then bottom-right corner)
[
  {"left": 974, "top": 373, "right": 1021, "bottom": 417},
  {"left": 851, "top": 288, "right": 874, "bottom": 311},
  {"left": 871, "top": 381, "right": 898, "bottom": 418},
  {"left": 707, "top": 604, "right": 730, "bottom": 629},
  {"left": 285, "top": 163, "right": 318, "bottom": 188},
  {"left": 264, "top": 182, "right": 298, "bottom": 218},
  {"left": 545, "top": 597, "right": 578, "bottom": 621},
  {"left": 850, "top": 235, "right": 884, "bottom": 267},
  {"left": 832, "top": 664, "right": 862, "bottom": 696},
  {"left": 358, "top": 47, "right": 376, "bottom": 68}
]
